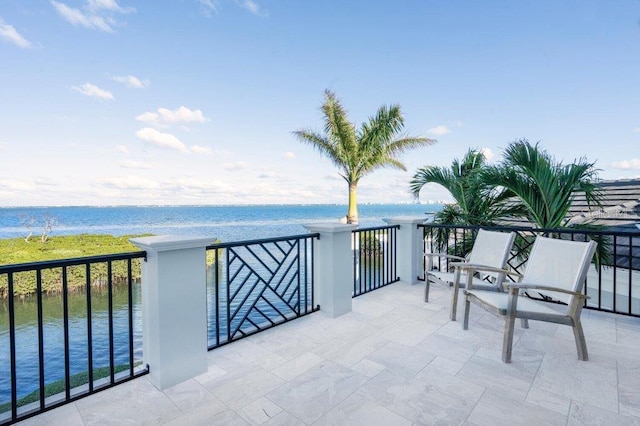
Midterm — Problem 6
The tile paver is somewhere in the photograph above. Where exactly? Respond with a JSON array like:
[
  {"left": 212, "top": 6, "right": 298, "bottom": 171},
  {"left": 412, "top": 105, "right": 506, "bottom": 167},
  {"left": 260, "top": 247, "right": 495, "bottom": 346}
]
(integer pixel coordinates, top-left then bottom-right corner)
[{"left": 16, "top": 281, "right": 640, "bottom": 425}]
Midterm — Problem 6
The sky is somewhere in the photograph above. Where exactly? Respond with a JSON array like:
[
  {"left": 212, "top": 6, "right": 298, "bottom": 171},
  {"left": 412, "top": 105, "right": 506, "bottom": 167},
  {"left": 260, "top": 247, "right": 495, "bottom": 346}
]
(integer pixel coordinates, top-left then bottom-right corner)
[{"left": 1, "top": 0, "right": 639, "bottom": 207}]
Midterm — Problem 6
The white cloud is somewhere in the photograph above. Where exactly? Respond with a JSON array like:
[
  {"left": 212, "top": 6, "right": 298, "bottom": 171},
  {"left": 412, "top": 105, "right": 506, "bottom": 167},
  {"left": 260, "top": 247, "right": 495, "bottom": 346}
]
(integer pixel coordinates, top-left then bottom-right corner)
[
  {"left": 198, "top": 0, "right": 264, "bottom": 17},
  {"left": 51, "top": 0, "right": 134, "bottom": 32},
  {"left": 324, "top": 174, "right": 342, "bottom": 181},
  {"left": 87, "top": 0, "right": 135, "bottom": 13},
  {"left": 0, "top": 178, "right": 37, "bottom": 191},
  {"left": 0, "top": 18, "right": 32, "bottom": 48},
  {"left": 136, "top": 106, "right": 208, "bottom": 127},
  {"left": 634, "top": 127, "right": 640, "bottom": 133},
  {"left": 120, "top": 160, "right": 153, "bottom": 169},
  {"left": 51, "top": 1, "right": 113, "bottom": 32},
  {"left": 113, "top": 75, "right": 149, "bottom": 88},
  {"left": 236, "top": 0, "right": 262, "bottom": 15},
  {"left": 223, "top": 161, "right": 249, "bottom": 171},
  {"left": 115, "top": 144, "right": 129, "bottom": 154},
  {"left": 481, "top": 148, "right": 495, "bottom": 162},
  {"left": 283, "top": 151, "right": 295, "bottom": 159},
  {"left": 135, "top": 127, "right": 189, "bottom": 153},
  {"left": 99, "top": 175, "right": 160, "bottom": 190},
  {"left": 73, "top": 82, "right": 114, "bottom": 100},
  {"left": 135, "top": 112, "right": 158, "bottom": 123},
  {"left": 198, "top": 0, "right": 219, "bottom": 17},
  {"left": 168, "top": 176, "right": 233, "bottom": 192},
  {"left": 191, "top": 145, "right": 213, "bottom": 155},
  {"left": 427, "top": 125, "right": 450, "bottom": 136},
  {"left": 612, "top": 158, "right": 640, "bottom": 170}
]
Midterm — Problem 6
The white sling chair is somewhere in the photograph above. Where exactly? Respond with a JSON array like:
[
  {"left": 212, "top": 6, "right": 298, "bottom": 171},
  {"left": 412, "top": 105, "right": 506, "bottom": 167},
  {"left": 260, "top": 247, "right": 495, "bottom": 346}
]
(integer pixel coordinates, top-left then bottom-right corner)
[
  {"left": 424, "top": 229, "right": 516, "bottom": 321},
  {"left": 463, "top": 236, "right": 597, "bottom": 363}
]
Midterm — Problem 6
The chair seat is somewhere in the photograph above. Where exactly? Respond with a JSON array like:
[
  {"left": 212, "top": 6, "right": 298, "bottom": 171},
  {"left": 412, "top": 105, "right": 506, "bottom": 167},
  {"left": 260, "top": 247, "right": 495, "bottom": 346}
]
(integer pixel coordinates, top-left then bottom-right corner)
[
  {"left": 428, "top": 271, "right": 499, "bottom": 290},
  {"left": 465, "top": 289, "right": 563, "bottom": 316}
]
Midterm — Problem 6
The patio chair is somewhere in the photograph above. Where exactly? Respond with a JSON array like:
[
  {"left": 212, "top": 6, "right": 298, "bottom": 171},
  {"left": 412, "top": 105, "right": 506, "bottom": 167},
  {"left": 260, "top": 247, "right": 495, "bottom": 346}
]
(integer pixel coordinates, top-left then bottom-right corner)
[
  {"left": 424, "top": 229, "right": 516, "bottom": 321},
  {"left": 462, "top": 236, "right": 597, "bottom": 363}
]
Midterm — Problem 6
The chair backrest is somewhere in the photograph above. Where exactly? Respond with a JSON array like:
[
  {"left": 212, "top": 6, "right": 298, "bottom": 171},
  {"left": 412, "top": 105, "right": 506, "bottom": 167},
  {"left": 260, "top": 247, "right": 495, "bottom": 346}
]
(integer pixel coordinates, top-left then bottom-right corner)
[
  {"left": 467, "top": 229, "right": 516, "bottom": 270},
  {"left": 521, "top": 236, "right": 598, "bottom": 304}
]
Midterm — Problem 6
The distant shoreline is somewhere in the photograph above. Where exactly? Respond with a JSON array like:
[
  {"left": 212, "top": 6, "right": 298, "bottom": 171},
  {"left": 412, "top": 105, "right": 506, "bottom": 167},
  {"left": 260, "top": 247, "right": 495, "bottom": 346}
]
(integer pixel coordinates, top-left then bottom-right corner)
[{"left": 0, "top": 202, "right": 444, "bottom": 209}]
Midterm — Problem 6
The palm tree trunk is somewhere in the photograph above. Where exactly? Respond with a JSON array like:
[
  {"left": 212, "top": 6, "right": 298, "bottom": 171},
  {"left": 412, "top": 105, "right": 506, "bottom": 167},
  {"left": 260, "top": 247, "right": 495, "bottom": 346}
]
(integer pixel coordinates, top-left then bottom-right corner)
[{"left": 347, "top": 183, "right": 358, "bottom": 224}]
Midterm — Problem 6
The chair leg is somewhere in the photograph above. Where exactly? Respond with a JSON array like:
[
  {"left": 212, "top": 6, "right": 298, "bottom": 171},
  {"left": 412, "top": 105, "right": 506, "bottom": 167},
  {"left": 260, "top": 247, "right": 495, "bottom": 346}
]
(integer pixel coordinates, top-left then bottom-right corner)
[
  {"left": 450, "top": 269, "right": 462, "bottom": 321},
  {"left": 450, "top": 285, "right": 459, "bottom": 321},
  {"left": 572, "top": 321, "right": 589, "bottom": 361},
  {"left": 463, "top": 297, "right": 470, "bottom": 330},
  {"left": 424, "top": 280, "right": 430, "bottom": 303},
  {"left": 502, "top": 314, "right": 516, "bottom": 363},
  {"left": 520, "top": 318, "right": 529, "bottom": 329}
]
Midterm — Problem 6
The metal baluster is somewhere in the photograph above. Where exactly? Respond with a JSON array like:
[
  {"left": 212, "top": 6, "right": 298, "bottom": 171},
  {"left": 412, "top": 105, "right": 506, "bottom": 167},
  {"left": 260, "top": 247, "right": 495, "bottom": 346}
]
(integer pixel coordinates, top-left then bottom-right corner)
[
  {"left": 86, "top": 263, "right": 94, "bottom": 392},
  {"left": 108, "top": 261, "right": 115, "bottom": 384},
  {"left": 8, "top": 273, "right": 17, "bottom": 421},
  {"left": 62, "top": 267, "right": 71, "bottom": 400},
  {"left": 36, "top": 269, "right": 45, "bottom": 409}
]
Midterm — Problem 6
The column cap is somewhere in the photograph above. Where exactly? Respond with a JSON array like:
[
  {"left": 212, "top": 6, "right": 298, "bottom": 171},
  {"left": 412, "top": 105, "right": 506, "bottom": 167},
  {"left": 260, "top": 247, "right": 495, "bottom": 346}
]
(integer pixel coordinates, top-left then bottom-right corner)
[
  {"left": 382, "top": 216, "right": 428, "bottom": 225},
  {"left": 303, "top": 223, "right": 358, "bottom": 233},
  {"left": 129, "top": 235, "right": 217, "bottom": 252}
]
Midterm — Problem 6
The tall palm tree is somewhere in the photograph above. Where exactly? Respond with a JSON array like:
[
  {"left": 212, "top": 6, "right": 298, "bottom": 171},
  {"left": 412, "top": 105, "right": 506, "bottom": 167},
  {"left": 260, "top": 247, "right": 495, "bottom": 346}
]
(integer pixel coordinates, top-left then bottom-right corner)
[
  {"left": 480, "top": 139, "right": 603, "bottom": 229},
  {"left": 294, "top": 90, "right": 435, "bottom": 224},
  {"left": 410, "top": 149, "right": 522, "bottom": 226}
]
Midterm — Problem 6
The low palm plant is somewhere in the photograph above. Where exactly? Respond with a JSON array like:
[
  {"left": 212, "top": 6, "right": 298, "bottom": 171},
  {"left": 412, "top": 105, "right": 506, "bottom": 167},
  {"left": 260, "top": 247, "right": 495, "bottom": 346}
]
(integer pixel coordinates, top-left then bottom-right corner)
[
  {"left": 480, "top": 139, "right": 602, "bottom": 229},
  {"left": 411, "top": 149, "right": 523, "bottom": 255},
  {"left": 481, "top": 139, "right": 608, "bottom": 265}
]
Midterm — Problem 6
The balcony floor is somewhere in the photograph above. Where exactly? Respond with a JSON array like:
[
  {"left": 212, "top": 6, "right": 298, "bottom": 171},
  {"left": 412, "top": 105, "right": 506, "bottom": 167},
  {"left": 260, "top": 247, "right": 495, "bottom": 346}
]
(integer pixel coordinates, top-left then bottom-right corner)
[{"left": 20, "top": 282, "right": 640, "bottom": 425}]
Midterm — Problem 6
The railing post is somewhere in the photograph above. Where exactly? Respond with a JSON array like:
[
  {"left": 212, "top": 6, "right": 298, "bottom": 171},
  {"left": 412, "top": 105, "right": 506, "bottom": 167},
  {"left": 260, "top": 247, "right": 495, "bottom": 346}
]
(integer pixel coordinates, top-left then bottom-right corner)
[
  {"left": 383, "top": 217, "right": 427, "bottom": 285},
  {"left": 129, "top": 235, "right": 216, "bottom": 391},
  {"left": 304, "top": 223, "right": 358, "bottom": 318}
]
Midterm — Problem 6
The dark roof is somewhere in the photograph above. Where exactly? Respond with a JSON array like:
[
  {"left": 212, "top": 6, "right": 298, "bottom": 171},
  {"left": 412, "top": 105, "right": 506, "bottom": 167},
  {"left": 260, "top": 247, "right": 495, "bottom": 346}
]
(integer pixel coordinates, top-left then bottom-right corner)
[{"left": 569, "top": 179, "right": 640, "bottom": 228}]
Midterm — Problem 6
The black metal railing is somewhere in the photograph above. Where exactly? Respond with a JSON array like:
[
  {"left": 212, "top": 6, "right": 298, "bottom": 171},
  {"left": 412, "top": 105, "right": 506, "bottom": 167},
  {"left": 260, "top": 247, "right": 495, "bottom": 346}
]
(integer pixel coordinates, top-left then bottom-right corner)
[
  {"left": 419, "top": 224, "right": 640, "bottom": 317},
  {"left": 206, "top": 234, "right": 319, "bottom": 350},
  {"left": 0, "top": 252, "right": 148, "bottom": 425},
  {"left": 352, "top": 225, "right": 400, "bottom": 297}
]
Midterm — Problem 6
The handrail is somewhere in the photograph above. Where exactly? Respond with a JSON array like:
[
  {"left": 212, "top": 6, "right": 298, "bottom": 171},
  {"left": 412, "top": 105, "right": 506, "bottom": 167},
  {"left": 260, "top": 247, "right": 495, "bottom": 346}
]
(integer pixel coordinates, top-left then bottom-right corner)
[
  {"left": 0, "top": 251, "right": 147, "bottom": 273},
  {"left": 207, "top": 233, "right": 320, "bottom": 249}
]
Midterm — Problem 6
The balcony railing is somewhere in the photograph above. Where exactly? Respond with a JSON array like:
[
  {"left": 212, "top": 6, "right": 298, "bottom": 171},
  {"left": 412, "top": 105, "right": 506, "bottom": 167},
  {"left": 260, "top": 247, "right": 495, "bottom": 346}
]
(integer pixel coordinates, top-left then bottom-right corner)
[
  {"left": 419, "top": 224, "right": 640, "bottom": 317},
  {"left": 352, "top": 225, "right": 400, "bottom": 297},
  {"left": 5, "top": 218, "right": 638, "bottom": 424},
  {"left": 0, "top": 252, "right": 148, "bottom": 425},
  {"left": 205, "top": 234, "right": 320, "bottom": 350}
]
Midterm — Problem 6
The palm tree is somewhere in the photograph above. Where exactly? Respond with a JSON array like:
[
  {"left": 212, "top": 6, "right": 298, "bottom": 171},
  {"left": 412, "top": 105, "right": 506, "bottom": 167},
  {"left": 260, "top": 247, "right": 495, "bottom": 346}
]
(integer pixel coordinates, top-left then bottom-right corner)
[
  {"left": 480, "top": 139, "right": 602, "bottom": 229},
  {"left": 294, "top": 90, "right": 435, "bottom": 224},
  {"left": 410, "top": 149, "right": 522, "bottom": 226}
]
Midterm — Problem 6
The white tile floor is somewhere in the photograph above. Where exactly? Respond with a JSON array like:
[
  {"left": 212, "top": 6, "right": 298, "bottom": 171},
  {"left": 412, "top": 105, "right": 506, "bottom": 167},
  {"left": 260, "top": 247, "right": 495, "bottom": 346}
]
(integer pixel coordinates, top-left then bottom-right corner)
[{"left": 17, "top": 282, "right": 640, "bottom": 425}]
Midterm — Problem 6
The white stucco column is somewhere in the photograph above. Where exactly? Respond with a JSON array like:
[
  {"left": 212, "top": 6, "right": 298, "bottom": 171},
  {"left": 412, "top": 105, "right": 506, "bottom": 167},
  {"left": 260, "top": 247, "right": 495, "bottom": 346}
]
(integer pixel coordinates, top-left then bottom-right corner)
[
  {"left": 303, "top": 223, "right": 358, "bottom": 318},
  {"left": 383, "top": 217, "right": 427, "bottom": 285},
  {"left": 129, "top": 235, "right": 216, "bottom": 391}
]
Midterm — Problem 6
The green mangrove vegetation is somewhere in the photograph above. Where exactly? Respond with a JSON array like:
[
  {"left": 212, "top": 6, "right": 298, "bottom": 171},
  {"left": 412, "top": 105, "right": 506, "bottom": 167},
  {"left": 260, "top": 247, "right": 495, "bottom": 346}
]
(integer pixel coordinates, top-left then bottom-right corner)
[
  {"left": 0, "top": 234, "right": 148, "bottom": 299},
  {"left": 0, "top": 234, "right": 222, "bottom": 299}
]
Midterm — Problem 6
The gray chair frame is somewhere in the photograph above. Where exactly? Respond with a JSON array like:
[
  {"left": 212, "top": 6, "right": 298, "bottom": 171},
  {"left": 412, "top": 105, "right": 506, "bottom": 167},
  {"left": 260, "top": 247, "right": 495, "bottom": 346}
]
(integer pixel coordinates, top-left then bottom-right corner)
[
  {"left": 424, "top": 229, "right": 516, "bottom": 321},
  {"left": 462, "top": 236, "right": 598, "bottom": 363}
]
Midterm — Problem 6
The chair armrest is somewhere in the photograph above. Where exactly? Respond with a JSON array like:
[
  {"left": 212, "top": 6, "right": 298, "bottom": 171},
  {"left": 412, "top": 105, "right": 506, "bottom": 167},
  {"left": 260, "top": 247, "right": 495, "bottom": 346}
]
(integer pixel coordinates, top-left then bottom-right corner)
[
  {"left": 424, "top": 253, "right": 466, "bottom": 262},
  {"left": 452, "top": 263, "right": 522, "bottom": 278},
  {"left": 505, "top": 283, "right": 590, "bottom": 300}
]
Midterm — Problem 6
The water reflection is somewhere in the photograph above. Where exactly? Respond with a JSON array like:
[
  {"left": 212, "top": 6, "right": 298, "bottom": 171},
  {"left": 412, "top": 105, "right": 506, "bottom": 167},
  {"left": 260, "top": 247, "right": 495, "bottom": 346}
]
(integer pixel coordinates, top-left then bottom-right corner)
[{"left": 0, "top": 283, "right": 143, "bottom": 403}]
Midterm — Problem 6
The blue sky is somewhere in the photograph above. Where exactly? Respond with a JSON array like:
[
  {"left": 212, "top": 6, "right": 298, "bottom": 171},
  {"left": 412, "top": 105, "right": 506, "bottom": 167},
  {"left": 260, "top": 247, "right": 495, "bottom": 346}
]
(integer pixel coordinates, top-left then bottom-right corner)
[{"left": 1, "top": 0, "right": 639, "bottom": 206}]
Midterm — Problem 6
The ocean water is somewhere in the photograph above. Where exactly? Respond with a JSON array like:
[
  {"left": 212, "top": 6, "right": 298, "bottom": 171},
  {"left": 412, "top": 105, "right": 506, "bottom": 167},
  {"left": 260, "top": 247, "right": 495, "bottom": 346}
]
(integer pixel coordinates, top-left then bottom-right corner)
[
  {"left": 0, "top": 203, "right": 442, "bottom": 404},
  {"left": 0, "top": 204, "right": 440, "bottom": 242}
]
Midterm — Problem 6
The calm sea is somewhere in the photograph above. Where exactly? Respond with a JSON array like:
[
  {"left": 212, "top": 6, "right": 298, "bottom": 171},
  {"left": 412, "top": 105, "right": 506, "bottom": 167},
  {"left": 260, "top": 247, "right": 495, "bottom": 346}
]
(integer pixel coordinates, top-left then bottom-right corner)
[
  {"left": 0, "top": 204, "right": 440, "bottom": 242},
  {"left": 0, "top": 204, "right": 441, "bottom": 403}
]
